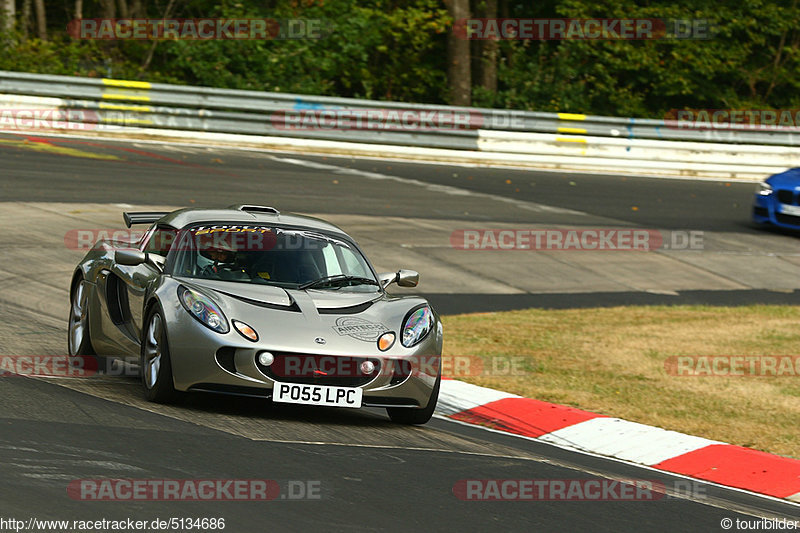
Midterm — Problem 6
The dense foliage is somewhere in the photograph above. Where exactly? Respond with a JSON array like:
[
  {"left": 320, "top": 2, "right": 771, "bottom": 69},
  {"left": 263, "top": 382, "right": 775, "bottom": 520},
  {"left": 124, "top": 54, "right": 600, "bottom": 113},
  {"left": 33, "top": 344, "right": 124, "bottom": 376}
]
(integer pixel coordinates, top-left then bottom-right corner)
[{"left": 0, "top": 0, "right": 798, "bottom": 118}]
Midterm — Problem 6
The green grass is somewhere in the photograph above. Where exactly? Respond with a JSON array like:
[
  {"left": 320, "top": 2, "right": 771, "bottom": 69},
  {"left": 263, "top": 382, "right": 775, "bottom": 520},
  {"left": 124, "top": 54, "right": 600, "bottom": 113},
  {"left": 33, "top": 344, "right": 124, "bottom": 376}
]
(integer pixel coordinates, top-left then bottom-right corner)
[{"left": 442, "top": 305, "right": 800, "bottom": 458}]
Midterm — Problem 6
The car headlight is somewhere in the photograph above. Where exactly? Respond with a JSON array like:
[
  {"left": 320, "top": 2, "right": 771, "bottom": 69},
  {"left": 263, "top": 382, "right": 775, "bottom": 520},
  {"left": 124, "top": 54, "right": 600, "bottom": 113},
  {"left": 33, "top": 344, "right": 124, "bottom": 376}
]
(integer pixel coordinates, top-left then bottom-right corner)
[
  {"left": 178, "top": 285, "right": 229, "bottom": 333},
  {"left": 757, "top": 182, "right": 773, "bottom": 196},
  {"left": 401, "top": 305, "right": 433, "bottom": 348}
]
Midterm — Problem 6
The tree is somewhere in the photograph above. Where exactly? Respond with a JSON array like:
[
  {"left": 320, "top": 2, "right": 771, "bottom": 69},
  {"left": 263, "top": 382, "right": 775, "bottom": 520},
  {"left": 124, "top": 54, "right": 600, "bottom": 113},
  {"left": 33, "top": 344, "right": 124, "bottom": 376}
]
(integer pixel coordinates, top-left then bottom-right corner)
[
  {"left": 99, "top": 0, "right": 115, "bottom": 19},
  {"left": 477, "top": 0, "right": 497, "bottom": 94},
  {"left": 20, "top": 0, "right": 30, "bottom": 37},
  {"left": 130, "top": 0, "right": 143, "bottom": 18},
  {"left": 33, "top": 0, "right": 45, "bottom": 40},
  {"left": 1, "top": 0, "right": 14, "bottom": 33},
  {"left": 445, "top": 0, "right": 470, "bottom": 105}
]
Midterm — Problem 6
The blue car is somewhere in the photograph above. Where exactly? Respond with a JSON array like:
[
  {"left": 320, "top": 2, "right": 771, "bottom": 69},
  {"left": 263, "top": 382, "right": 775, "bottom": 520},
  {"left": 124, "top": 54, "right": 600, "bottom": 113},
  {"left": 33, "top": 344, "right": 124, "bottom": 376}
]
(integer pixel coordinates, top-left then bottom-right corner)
[{"left": 753, "top": 168, "right": 800, "bottom": 230}]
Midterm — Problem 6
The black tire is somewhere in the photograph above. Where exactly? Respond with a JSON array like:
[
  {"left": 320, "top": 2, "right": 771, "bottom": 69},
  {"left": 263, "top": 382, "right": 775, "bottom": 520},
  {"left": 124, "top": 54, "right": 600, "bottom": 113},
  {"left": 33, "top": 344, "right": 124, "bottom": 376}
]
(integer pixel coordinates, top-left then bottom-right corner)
[
  {"left": 387, "top": 374, "right": 440, "bottom": 425},
  {"left": 68, "top": 276, "right": 96, "bottom": 356},
  {"left": 140, "top": 306, "right": 177, "bottom": 403}
]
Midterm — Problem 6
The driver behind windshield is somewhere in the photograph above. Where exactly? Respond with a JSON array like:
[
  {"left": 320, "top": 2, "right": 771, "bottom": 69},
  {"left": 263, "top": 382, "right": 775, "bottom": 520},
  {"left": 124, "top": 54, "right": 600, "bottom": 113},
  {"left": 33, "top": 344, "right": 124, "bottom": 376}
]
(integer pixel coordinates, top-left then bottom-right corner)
[
  {"left": 174, "top": 225, "right": 375, "bottom": 289},
  {"left": 199, "top": 245, "right": 240, "bottom": 276}
]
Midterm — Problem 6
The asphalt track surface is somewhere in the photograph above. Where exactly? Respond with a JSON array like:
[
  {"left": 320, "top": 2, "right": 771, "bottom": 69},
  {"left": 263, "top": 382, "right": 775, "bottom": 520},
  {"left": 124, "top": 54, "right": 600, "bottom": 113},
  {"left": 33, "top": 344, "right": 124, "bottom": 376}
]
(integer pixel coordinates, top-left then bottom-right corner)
[
  {"left": 1, "top": 132, "right": 799, "bottom": 532},
  {"left": 0, "top": 132, "right": 761, "bottom": 228},
  {"left": 4, "top": 132, "right": 800, "bottom": 314}
]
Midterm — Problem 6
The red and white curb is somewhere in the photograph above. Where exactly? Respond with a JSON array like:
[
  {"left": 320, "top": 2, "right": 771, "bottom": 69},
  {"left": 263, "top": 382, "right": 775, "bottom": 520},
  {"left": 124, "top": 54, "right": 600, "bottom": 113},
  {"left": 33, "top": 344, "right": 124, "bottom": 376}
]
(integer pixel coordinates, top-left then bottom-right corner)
[{"left": 436, "top": 378, "right": 800, "bottom": 503}]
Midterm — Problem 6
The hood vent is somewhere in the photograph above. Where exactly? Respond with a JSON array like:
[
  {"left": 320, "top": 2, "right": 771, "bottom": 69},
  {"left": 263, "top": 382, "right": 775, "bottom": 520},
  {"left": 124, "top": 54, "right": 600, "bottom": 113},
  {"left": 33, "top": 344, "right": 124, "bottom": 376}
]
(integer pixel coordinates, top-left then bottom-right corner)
[
  {"left": 231, "top": 204, "right": 280, "bottom": 215},
  {"left": 215, "top": 289, "right": 300, "bottom": 312},
  {"left": 317, "top": 301, "right": 374, "bottom": 315}
]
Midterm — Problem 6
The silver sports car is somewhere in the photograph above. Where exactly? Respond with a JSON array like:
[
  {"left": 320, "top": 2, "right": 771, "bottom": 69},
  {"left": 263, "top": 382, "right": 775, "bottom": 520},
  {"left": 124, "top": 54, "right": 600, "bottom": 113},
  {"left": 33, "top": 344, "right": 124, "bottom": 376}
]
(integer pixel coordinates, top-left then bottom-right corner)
[{"left": 68, "top": 205, "right": 443, "bottom": 424}]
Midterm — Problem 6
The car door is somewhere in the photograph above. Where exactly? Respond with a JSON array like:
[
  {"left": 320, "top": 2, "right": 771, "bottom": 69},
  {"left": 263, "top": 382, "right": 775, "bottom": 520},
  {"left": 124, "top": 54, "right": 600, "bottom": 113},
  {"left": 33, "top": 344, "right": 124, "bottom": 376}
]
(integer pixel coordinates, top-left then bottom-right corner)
[{"left": 111, "top": 225, "right": 176, "bottom": 342}]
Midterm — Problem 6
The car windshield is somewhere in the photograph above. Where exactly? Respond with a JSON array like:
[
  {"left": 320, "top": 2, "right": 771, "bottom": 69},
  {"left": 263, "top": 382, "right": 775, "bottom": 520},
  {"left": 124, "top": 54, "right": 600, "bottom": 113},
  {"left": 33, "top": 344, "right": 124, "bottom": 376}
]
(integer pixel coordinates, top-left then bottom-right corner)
[{"left": 172, "top": 224, "right": 378, "bottom": 290}]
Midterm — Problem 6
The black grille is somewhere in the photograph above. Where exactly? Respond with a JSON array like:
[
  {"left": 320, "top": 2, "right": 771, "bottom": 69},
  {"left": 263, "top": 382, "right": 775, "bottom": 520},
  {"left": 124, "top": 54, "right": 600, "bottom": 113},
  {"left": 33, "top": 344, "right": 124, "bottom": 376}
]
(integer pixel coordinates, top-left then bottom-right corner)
[
  {"left": 753, "top": 206, "right": 769, "bottom": 217},
  {"left": 215, "top": 347, "right": 237, "bottom": 374},
  {"left": 388, "top": 359, "right": 412, "bottom": 386},
  {"left": 363, "top": 396, "right": 419, "bottom": 407},
  {"left": 188, "top": 383, "right": 271, "bottom": 398},
  {"left": 777, "top": 190, "right": 796, "bottom": 205},
  {"left": 257, "top": 352, "right": 381, "bottom": 387},
  {"left": 775, "top": 213, "right": 800, "bottom": 225}
]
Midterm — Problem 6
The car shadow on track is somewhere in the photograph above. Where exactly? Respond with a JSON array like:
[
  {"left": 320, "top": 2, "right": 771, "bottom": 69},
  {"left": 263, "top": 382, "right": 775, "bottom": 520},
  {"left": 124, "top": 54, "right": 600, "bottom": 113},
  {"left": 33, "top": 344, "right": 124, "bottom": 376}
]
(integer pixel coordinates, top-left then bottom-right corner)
[
  {"left": 173, "top": 390, "right": 396, "bottom": 427},
  {"left": 88, "top": 357, "right": 400, "bottom": 428}
]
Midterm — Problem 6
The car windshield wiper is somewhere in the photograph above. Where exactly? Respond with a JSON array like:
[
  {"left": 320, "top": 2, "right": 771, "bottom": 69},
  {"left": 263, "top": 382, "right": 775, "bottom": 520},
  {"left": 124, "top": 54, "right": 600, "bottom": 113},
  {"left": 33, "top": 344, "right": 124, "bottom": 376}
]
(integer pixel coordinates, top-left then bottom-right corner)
[{"left": 298, "top": 275, "right": 379, "bottom": 290}]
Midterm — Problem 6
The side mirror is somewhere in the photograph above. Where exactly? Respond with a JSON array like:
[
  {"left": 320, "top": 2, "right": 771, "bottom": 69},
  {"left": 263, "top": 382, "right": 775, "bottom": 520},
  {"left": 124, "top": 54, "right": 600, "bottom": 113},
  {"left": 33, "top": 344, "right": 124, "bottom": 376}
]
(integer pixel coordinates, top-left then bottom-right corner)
[
  {"left": 115, "top": 249, "right": 147, "bottom": 266},
  {"left": 397, "top": 269, "right": 419, "bottom": 287},
  {"left": 378, "top": 272, "right": 397, "bottom": 288},
  {"left": 378, "top": 270, "right": 419, "bottom": 288},
  {"left": 147, "top": 254, "right": 166, "bottom": 272}
]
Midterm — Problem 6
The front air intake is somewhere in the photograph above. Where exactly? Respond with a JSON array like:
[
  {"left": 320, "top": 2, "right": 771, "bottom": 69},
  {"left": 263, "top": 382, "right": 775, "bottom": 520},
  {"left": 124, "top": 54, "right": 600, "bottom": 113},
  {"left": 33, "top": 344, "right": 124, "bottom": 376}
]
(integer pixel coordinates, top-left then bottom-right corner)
[{"left": 256, "top": 352, "right": 381, "bottom": 387}]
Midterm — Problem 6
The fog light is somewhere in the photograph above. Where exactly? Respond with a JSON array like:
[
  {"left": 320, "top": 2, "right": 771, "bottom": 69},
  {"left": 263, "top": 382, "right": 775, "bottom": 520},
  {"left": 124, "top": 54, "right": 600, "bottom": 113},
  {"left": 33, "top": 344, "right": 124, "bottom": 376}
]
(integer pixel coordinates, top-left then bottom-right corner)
[
  {"left": 258, "top": 352, "right": 274, "bottom": 366},
  {"left": 361, "top": 360, "right": 376, "bottom": 374},
  {"left": 377, "top": 332, "right": 395, "bottom": 351}
]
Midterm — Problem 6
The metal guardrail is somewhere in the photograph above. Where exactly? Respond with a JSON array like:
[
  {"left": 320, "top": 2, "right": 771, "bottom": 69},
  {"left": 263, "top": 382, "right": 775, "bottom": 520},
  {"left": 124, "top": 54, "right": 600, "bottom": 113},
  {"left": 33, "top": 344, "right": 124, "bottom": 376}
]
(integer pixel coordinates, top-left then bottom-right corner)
[
  {"left": 0, "top": 70, "right": 797, "bottom": 179},
  {"left": 2, "top": 70, "right": 800, "bottom": 146}
]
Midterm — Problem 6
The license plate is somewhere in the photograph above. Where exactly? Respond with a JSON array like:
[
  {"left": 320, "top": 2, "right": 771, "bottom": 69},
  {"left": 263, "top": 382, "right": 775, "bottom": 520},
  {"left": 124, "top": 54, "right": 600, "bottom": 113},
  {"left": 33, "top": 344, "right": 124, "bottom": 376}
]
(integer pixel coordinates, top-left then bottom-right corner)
[
  {"left": 778, "top": 203, "right": 800, "bottom": 216},
  {"left": 273, "top": 382, "right": 362, "bottom": 408}
]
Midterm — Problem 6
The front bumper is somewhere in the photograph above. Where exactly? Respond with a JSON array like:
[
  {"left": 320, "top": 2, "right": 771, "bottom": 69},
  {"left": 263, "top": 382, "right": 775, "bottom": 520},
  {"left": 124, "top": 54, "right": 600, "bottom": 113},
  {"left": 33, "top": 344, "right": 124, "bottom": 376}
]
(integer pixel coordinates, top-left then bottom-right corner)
[
  {"left": 752, "top": 192, "right": 800, "bottom": 230},
  {"left": 163, "top": 307, "right": 441, "bottom": 409}
]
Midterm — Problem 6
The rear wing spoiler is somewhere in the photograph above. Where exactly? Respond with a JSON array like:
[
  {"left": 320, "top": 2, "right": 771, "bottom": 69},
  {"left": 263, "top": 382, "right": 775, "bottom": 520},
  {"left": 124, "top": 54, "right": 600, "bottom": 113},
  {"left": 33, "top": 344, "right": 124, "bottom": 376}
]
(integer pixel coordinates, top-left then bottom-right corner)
[{"left": 123, "top": 212, "right": 169, "bottom": 228}]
